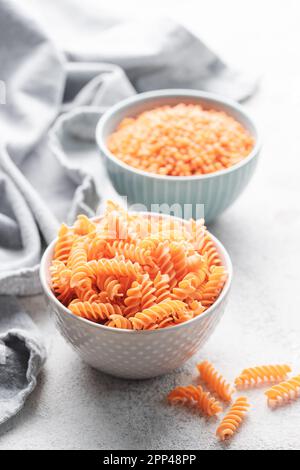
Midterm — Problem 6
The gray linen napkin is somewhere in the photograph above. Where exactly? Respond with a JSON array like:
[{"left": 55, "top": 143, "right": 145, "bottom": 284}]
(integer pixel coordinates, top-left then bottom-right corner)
[
  {"left": 0, "top": 0, "right": 258, "bottom": 425},
  {"left": 0, "top": 296, "right": 46, "bottom": 425}
]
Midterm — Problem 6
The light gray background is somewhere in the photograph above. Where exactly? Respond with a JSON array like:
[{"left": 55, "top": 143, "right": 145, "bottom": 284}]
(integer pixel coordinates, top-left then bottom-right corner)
[{"left": 1, "top": 0, "right": 300, "bottom": 450}]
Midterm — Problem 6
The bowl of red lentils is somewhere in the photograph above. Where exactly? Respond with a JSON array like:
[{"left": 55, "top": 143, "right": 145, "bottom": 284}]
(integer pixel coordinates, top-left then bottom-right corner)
[{"left": 96, "top": 89, "right": 261, "bottom": 222}]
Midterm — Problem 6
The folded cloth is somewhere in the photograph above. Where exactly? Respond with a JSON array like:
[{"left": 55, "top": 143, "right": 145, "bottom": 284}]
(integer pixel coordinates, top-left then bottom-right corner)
[
  {"left": 0, "top": 0, "right": 258, "bottom": 425},
  {"left": 0, "top": 296, "right": 46, "bottom": 425}
]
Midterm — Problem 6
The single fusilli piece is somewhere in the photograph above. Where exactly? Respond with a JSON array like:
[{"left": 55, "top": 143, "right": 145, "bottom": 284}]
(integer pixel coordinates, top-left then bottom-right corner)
[
  {"left": 106, "top": 314, "right": 132, "bottom": 329},
  {"left": 169, "top": 242, "right": 188, "bottom": 281},
  {"left": 152, "top": 241, "right": 177, "bottom": 288},
  {"left": 123, "top": 273, "right": 157, "bottom": 316},
  {"left": 153, "top": 272, "right": 170, "bottom": 303},
  {"left": 86, "top": 235, "right": 107, "bottom": 261},
  {"left": 54, "top": 224, "right": 76, "bottom": 265},
  {"left": 187, "top": 300, "right": 206, "bottom": 317},
  {"left": 172, "top": 308, "right": 194, "bottom": 324},
  {"left": 186, "top": 253, "right": 205, "bottom": 272},
  {"left": 168, "top": 385, "right": 222, "bottom": 417},
  {"left": 68, "top": 241, "right": 91, "bottom": 289},
  {"left": 69, "top": 301, "right": 122, "bottom": 322},
  {"left": 88, "top": 258, "right": 142, "bottom": 279},
  {"left": 105, "top": 200, "right": 128, "bottom": 217},
  {"left": 189, "top": 218, "right": 206, "bottom": 251},
  {"left": 74, "top": 214, "right": 96, "bottom": 235},
  {"left": 199, "top": 233, "right": 221, "bottom": 268},
  {"left": 106, "top": 240, "right": 153, "bottom": 266},
  {"left": 197, "top": 361, "right": 235, "bottom": 402},
  {"left": 140, "top": 275, "right": 157, "bottom": 310},
  {"left": 235, "top": 364, "right": 292, "bottom": 389},
  {"left": 156, "top": 317, "right": 176, "bottom": 329},
  {"left": 130, "top": 300, "right": 186, "bottom": 330},
  {"left": 265, "top": 375, "right": 300, "bottom": 408},
  {"left": 216, "top": 397, "right": 250, "bottom": 441},
  {"left": 171, "top": 273, "right": 200, "bottom": 301},
  {"left": 50, "top": 260, "right": 73, "bottom": 306},
  {"left": 96, "top": 275, "right": 123, "bottom": 301},
  {"left": 76, "top": 286, "right": 100, "bottom": 303},
  {"left": 196, "top": 266, "right": 226, "bottom": 308},
  {"left": 123, "top": 280, "right": 143, "bottom": 317}
]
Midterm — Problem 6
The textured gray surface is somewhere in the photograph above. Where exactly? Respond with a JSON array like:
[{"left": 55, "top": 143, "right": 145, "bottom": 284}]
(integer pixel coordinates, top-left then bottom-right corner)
[{"left": 1, "top": 0, "right": 300, "bottom": 450}]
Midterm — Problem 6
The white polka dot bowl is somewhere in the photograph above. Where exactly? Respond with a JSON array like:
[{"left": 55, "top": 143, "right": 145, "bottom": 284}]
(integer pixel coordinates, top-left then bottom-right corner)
[
  {"left": 40, "top": 213, "right": 232, "bottom": 380},
  {"left": 96, "top": 89, "right": 261, "bottom": 223}
]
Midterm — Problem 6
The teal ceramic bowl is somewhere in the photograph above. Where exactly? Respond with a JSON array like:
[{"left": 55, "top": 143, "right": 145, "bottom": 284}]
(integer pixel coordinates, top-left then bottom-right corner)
[{"left": 96, "top": 90, "right": 261, "bottom": 223}]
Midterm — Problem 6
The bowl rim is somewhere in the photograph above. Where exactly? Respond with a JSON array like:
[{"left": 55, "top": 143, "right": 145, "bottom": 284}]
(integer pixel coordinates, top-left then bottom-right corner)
[
  {"left": 96, "top": 88, "right": 262, "bottom": 182},
  {"left": 40, "top": 211, "right": 233, "bottom": 336}
]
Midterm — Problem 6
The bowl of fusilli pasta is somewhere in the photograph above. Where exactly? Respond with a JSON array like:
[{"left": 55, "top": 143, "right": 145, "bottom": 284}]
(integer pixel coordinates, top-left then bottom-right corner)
[
  {"left": 96, "top": 89, "right": 261, "bottom": 223},
  {"left": 40, "top": 202, "right": 232, "bottom": 379}
]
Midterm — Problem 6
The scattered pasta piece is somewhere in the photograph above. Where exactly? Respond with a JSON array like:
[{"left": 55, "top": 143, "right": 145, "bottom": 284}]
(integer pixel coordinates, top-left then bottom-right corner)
[
  {"left": 50, "top": 201, "right": 227, "bottom": 330},
  {"left": 197, "top": 361, "right": 235, "bottom": 402},
  {"left": 107, "top": 104, "right": 254, "bottom": 176},
  {"left": 168, "top": 385, "right": 222, "bottom": 417},
  {"left": 265, "top": 375, "right": 300, "bottom": 408},
  {"left": 216, "top": 397, "right": 250, "bottom": 441},
  {"left": 235, "top": 364, "right": 292, "bottom": 389}
]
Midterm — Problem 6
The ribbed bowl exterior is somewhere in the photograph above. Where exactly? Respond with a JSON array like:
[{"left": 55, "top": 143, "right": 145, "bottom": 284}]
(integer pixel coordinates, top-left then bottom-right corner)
[
  {"left": 96, "top": 89, "right": 261, "bottom": 223},
  {"left": 104, "top": 151, "right": 259, "bottom": 223},
  {"left": 40, "top": 214, "right": 232, "bottom": 380}
]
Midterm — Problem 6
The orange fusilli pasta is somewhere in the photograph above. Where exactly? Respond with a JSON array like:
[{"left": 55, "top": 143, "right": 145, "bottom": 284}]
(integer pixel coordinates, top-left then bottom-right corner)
[
  {"left": 153, "top": 272, "right": 170, "bottom": 303},
  {"left": 76, "top": 285, "right": 100, "bottom": 303},
  {"left": 187, "top": 253, "right": 204, "bottom": 272},
  {"left": 50, "top": 260, "right": 74, "bottom": 305},
  {"left": 235, "top": 364, "right": 292, "bottom": 389},
  {"left": 68, "top": 242, "right": 91, "bottom": 289},
  {"left": 86, "top": 236, "right": 107, "bottom": 261},
  {"left": 168, "top": 385, "right": 222, "bottom": 417},
  {"left": 140, "top": 275, "right": 157, "bottom": 310},
  {"left": 50, "top": 201, "right": 227, "bottom": 330},
  {"left": 106, "top": 240, "right": 153, "bottom": 266},
  {"left": 106, "top": 314, "right": 132, "bottom": 329},
  {"left": 196, "top": 266, "right": 226, "bottom": 308},
  {"left": 74, "top": 214, "right": 96, "bottom": 236},
  {"left": 152, "top": 241, "right": 177, "bottom": 288},
  {"left": 265, "top": 375, "right": 300, "bottom": 408},
  {"left": 169, "top": 242, "right": 188, "bottom": 282},
  {"left": 123, "top": 280, "right": 143, "bottom": 318},
  {"left": 129, "top": 300, "right": 186, "bottom": 330},
  {"left": 54, "top": 224, "right": 76, "bottom": 265},
  {"left": 171, "top": 272, "right": 203, "bottom": 301},
  {"left": 199, "top": 234, "right": 222, "bottom": 269},
  {"left": 88, "top": 258, "right": 142, "bottom": 278},
  {"left": 216, "top": 397, "right": 250, "bottom": 441},
  {"left": 69, "top": 301, "right": 123, "bottom": 322},
  {"left": 187, "top": 300, "right": 206, "bottom": 317},
  {"left": 96, "top": 275, "right": 123, "bottom": 301},
  {"left": 197, "top": 361, "right": 235, "bottom": 402}
]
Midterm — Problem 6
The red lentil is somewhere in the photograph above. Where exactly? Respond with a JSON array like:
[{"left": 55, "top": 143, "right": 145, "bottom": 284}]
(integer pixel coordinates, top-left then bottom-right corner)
[{"left": 107, "top": 104, "right": 254, "bottom": 176}]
